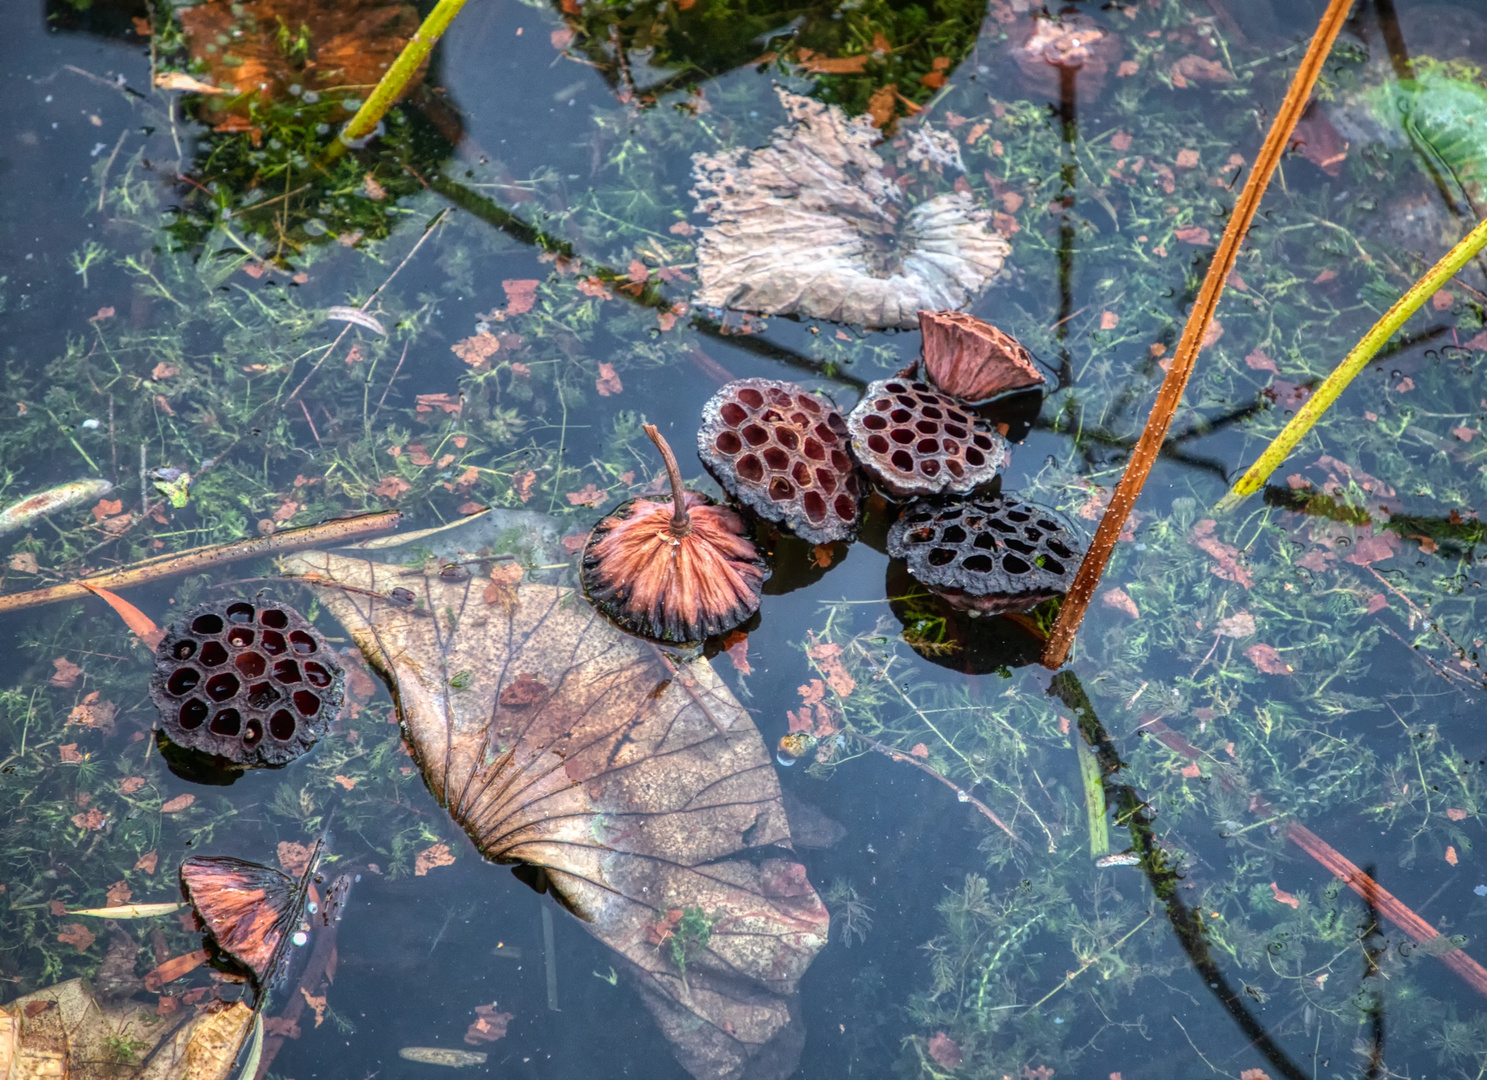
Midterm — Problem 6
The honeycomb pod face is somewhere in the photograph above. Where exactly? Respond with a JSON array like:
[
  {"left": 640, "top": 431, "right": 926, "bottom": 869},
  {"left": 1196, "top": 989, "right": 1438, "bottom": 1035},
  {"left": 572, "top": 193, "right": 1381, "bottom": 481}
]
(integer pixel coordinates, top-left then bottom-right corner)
[
  {"left": 697, "top": 378, "right": 864, "bottom": 545},
  {"left": 150, "top": 600, "right": 344, "bottom": 767},
  {"left": 846, "top": 379, "right": 1010, "bottom": 498},
  {"left": 886, "top": 494, "right": 1084, "bottom": 614}
]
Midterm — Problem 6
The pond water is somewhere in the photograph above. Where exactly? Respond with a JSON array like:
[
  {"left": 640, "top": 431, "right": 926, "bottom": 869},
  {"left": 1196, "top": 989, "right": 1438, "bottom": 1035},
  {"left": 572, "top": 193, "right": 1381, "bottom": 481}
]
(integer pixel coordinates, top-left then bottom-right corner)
[{"left": 4, "top": 0, "right": 1487, "bottom": 1077}]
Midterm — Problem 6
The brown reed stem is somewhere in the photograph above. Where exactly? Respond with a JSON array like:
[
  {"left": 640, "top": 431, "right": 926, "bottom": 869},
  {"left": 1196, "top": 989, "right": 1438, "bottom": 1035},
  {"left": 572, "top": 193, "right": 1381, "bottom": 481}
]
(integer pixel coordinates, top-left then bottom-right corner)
[{"left": 1041, "top": 0, "right": 1356, "bottom": 669}]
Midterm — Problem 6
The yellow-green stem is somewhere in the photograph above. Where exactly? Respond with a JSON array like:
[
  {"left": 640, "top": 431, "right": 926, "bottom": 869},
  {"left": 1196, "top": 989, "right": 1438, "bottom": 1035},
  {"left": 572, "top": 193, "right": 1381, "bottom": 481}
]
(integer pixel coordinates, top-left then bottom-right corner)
[
  {"left": 1074, "top": 735, "right": 1109, "bottom": 858},
  {"left": 328, "top": 0, "right": 468, "bottom": 158},
  {"left": 1218, "top": 214, "right": 1487, "bottom": 510}
]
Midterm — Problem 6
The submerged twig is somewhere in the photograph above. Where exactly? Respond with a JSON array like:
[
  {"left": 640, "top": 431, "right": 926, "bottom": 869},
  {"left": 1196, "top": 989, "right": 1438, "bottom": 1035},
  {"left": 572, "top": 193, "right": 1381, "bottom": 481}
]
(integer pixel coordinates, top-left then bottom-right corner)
[
  {"left": 0, "top": 511, "right": 401, "bottom": 615},
  {"left": 1042, "top": 0, "right": 1356, "bottom": 669}
]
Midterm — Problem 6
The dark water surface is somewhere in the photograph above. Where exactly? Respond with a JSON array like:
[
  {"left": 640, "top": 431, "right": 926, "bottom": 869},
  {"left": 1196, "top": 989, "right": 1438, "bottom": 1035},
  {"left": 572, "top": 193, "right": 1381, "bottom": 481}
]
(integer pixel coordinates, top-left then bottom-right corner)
[{"left": 5, "top": 0, "right": 1487, "bottom": 1078}]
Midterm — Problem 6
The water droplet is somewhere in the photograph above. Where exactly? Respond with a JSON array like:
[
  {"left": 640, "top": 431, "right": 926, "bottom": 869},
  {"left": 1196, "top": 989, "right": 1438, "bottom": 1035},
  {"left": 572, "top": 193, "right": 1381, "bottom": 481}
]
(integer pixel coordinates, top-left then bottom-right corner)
[{"left": 292, "top": 931, "right": 308, "bottom": 947}]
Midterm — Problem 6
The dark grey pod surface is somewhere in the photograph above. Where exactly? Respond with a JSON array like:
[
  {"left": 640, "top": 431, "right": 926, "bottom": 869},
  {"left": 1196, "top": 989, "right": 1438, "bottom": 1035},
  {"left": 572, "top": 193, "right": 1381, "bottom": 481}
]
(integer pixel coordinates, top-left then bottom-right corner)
[
  {"left": 150, "top": 599, "right": 343, "bottom": 767},
  {"left": 887, "top": 495, "right": 1084, "bottom": 614},
  {"left": 697, "top": 378, "right": 863, "bottom": 545},
  {"left": 846, "top": 379, "right": 1009, "bottom": 498}
]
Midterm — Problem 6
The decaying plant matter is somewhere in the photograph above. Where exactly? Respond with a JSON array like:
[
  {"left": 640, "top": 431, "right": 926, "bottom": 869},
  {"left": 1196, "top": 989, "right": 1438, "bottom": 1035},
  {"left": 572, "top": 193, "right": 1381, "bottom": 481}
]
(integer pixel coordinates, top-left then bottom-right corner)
[
  {"left": 284, "top": 550, "right": 829, "bottom": 1080},
  {"left": 847, "top": 379, "right": 1009, "bottom": 497},
  {"left": 918, "top": 310, "right": 1045, "bottom": 403},
  {"left": 581, "top": 425, "right": 768, "bottom": 644},
  {"left": 691, "top": 89, "right": 1010, "bottom": 328}
]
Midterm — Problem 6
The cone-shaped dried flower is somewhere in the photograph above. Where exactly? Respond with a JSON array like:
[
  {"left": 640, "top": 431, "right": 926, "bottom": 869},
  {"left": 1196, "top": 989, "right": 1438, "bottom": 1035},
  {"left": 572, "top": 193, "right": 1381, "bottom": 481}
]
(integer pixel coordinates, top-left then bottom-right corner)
[{"left": 581, "top": 425, "right": 768, "bottom": 643}]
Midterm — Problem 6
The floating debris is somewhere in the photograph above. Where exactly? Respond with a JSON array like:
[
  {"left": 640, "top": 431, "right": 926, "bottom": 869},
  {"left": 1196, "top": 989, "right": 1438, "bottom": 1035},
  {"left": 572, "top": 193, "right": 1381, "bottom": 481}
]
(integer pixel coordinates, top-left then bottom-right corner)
[
  {"left": 67, "top": 901, "right": 185, "bottom": 919},
  {"left": 1095, "top": 852, "right": 1143, "bottom": 868},
  {"left": 919, "top": 310, "right": 1045, "bottom": 403},
  {"left": 150, "top": 600, "right": 343, "bottom": 767},
  {"left": 324, "top": 306, "right": 388, "bottom": 336},
  {"left": 846, "top": 380, "right": 1009, "bottom": 497},
  {"left": 0, "top": 478, "right": 112, "bottom": 537},
  {"left": 887, "top": 495, "right": 1084, "bottom": 614},
  {"left": 697, "top": 378, "right": 864, "bottom": 545},
  {"left": 582, "top": 425, "right": 768, "bottom": 643},
  {"left": 777, "top": 731, "right": 818, "bottom": 766},
  {"left": 691, "top": 89, "right": 1010, "bottom": 329},
  {"left": 399, "top": 1047, "right": 489, "bottom": 1067},
  {"left": 1011, "top": 10, "right": 1122, "bottom": 100}
]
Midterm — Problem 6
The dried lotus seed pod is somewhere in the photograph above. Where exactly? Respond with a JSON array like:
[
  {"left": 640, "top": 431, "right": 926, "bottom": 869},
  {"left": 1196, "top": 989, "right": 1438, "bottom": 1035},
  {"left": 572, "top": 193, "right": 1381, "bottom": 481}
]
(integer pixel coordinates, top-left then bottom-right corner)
[
  {"left": 698, "top": 378, "right": 864, "bottom": 544},
  {"left": 919, "top": 310, "right": 1044, "bottom": 403},
  {"left": 846, "top": 379, "right": 1009, "bottom": 498},
  {"left": 150, "top": 600, "right": 342, "bottom": 767},
  {"left": 887, "top": 494, "right": 1083, "bottom": 614}
]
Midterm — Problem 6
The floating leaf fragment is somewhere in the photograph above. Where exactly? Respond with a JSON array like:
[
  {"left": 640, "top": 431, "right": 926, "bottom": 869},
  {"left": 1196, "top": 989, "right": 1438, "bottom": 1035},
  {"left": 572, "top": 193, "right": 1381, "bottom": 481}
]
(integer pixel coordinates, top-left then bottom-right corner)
[
  {"left": 400, "top": 1047, "right": 488, "bottom": 1067},
  {"left": 0, "top": 478, "right": 113, "bottom": 537},
  {"left": 1270, "top": 882, "right": 1300, "bottom": 908},
  {"left": 324, "top": 306, "right": 387, "bottom": 336},
  {"left": 68, "top": 901, "right": 185, "bottom": 919}
]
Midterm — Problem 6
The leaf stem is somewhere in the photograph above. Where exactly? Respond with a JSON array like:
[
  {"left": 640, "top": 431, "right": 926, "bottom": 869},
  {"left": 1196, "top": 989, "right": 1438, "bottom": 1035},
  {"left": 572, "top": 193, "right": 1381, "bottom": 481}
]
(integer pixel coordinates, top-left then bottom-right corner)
[{"left": 643, "top": 424, "right": 692, "bottom": 538}]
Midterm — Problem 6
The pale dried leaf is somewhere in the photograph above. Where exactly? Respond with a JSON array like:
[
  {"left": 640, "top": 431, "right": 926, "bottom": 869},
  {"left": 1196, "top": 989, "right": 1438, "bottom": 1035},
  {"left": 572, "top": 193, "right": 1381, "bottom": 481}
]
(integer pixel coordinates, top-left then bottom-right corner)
[{"left": 287, "top": 551, "right": 829, "bottom": 1080}]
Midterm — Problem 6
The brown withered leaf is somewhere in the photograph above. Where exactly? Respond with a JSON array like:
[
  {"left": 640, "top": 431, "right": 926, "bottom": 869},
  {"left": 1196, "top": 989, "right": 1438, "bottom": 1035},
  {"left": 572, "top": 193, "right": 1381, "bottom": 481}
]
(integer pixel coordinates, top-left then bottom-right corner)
[
  {"left": 284, "top": 550, "right": 829, "bottom": 1080},
  {"left": 0, "top": 978, "right": 252, "bottom": 1080}
]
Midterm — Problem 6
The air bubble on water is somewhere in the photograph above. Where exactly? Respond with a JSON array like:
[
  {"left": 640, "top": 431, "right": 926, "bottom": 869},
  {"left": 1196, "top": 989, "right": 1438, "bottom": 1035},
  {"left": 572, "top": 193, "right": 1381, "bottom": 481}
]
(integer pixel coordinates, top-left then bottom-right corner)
[
  {"left": 288, "top": 84, "right": 303, "bottom": 96},
  {"left": 1475, "top": 884, "right": 1487, "bottom": 896},
  {"left": 302, "top": 90, "right": 320, "bottom": 104},
  {"left": 306, "top": 902, "right": 318, "bottom": 914},
  {"left": 292, "top": 931, "right": 309, "bottom": 946},
  {"left": 776, "top": 752, "right": 797, "bottom": 767}
]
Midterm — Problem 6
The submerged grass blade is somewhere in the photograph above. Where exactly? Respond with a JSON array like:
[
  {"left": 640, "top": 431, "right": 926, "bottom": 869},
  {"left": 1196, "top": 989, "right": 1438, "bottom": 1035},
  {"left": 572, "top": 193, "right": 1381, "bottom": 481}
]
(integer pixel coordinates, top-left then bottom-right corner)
[
  {"left": 1218, "top": 214, "right": 1487, "bottom": 509},
  {"left": 1074, "top": 736, "right": 1108, "bottom": 858},
  {"left": 1041, "top": 0, "right": 1356, "bottom": 670}
]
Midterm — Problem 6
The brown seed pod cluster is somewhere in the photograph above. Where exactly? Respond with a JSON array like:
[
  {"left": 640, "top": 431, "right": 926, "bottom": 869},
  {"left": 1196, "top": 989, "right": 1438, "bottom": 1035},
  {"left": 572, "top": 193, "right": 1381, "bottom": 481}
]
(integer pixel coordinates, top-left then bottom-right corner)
[
  {"left": 697, "top": 378, "right": 864, "bottom": 545},
  {"left": 887, "top": 495, "right": 1083, "bottom": 614},
  {"left": 150, "top": 600, "right": 343, "bottom": 767},
  {"left": 846, "top": 379, "right": 1009, "bottom": 497}
]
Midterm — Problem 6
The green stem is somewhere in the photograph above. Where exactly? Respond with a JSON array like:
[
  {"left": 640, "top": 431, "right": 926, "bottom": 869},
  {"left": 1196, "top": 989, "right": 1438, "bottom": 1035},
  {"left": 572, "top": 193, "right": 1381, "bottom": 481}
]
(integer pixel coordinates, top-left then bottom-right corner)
[
  {"left": 1218, "top": 214, "right": 1487, "bottom": 510},
  {"left": 1074, "top": 735, "right": 1109, "bottom": 858},
  {"left": 328, "top": 0, "right": 468, "bottom": 157}
]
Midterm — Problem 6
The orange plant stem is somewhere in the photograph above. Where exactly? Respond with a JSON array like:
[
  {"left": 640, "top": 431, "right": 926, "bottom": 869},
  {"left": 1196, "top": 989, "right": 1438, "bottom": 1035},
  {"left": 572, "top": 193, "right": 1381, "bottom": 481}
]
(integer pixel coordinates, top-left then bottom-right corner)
[
  {"left": 1286, "top": 822, "right": 1487, "bottom": 997},
  {"left": 1041, "top": 0, "right": 1356, "bottom": 669},
  {"left": 0, "top": 511, "right": 402, "bottom": 616}
]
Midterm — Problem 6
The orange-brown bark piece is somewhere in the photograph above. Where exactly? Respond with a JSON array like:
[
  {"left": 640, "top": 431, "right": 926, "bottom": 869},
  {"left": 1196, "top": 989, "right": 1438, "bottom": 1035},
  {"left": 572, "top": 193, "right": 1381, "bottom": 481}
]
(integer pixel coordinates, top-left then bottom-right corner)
[
  {"left": 919, "top": 310, "right": 1045, "bottom": 402},
  {"left": 286, "top": 551, "right": 829, "bottom": 1080}
]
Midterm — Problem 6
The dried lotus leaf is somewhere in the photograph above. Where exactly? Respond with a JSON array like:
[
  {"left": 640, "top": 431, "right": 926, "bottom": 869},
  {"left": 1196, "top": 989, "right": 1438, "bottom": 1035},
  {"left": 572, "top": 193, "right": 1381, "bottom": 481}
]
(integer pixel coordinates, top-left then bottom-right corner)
[
  {"left": 691, "top": 89, "right": 1010, "bottom": 329},
  {"left": 285, "top": 551, "right": 829, "bottom": 1080}
]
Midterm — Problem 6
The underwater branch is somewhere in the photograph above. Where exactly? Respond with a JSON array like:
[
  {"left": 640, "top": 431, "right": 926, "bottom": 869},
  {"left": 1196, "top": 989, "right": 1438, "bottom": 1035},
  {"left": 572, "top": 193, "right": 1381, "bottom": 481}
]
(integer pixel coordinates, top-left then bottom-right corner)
[{"left": 1041, "top": 0, "right": 1356, "bottom": 669}]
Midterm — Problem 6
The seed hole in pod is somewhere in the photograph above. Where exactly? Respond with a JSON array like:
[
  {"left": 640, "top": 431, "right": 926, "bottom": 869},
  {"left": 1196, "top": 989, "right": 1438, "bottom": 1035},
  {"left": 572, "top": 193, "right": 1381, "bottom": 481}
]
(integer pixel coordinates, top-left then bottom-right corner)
[
  {"left": 891, "top": 450, "right": 914, "bottom": 472},
  {"left": 834, "top": 494, "right": 856, "bottom": 521},
  {"left": 895, "top": 395, "right": 918, "bottom": 408},
  {"left": 769, "top": 477, "right": 795, "bottom": 501},
  {"left": 1048, "top": 540, "right": 1073, "bottom": 558},
  {"left": 945, "top": 424, "right": 967, "bottom": 439},
  {"left": 867, "top": 434, "right": 889, "bottom": 454},
  {"left": 973, "top": 532, "right": 997, "bottom": 550},
  {"left": 209, "top": 708, "right": 241, "bottom": 737},
  {"left": 946, "top": 460, "right": 965, "bottom": 478},
  {"left": 789, "top": 412, "right": 808, "bottom": 426},
  {"left": 171, "top": 639, "right": 197, "bottom": 661},
  {"left": 269, "top": 710, "right": 297, "bottom": 741},
  {"left": 943, "top": 440, "right": 960, "bottom": 456},
  {"left": 921, "top": 406, "right": 943, "bottom": 420},
  {"left": 767, "top": 387, "right": 792, "bottom": 407},
  {"left": 830, "top": 450, "right": 852, "bottom": 472},
  {"left": 816, "top": 423, "right": 840, "bottom": 444},
  {"left": 816, "top": 469, "right": 837, "bottom": 493},
  {"left": 293, "top": 690, "right": 321, "bottom": 717},
  {"left": 226, "top": 602, "right": 254, "bottom": 624},
  {"left": 966, "top": 447, "right": 986, "bottom": 466},
  {"left": 737, "top": 387, "right": 764, "bottom": 409},
  {"left": 227, "top": 627, "right": 254, "bottom": 648},
  {"left": 1038, "top": 519, "right": 1062, "bottom": 532},
  {"left": 874, "top": 398, "right": 891, "bottom": 411},
  {"left": 247, "top": 682, "right": 281, "bottom": 709},
  {"left": 1026, "top": 528, "right": 1043, "bottom": 541},
  {"left": 192, "top": 613, "right": 224, "bottom": 635},
  {"left": 797, "top": 395, "right": 822, "bottom": 414},
  {"left": 1040, "top": 558, "right": 1066, "bottom": 575},
  {"left": 763, "top": 446, "right": 789, "bottom": 471},
  {"left": 989, "top": 518, "right": 1015, "bottom": 533},
  {"left": 920, "top": 460, "right": 941, "bottom": 477},
  {"left": 947, "top": 410, "right": 969, "bottom": 424},
  {"left": 205, "top": 672, "right": 240, "bottom": 702},
  {"left": 715, "top": 431, "right": 742, "bottom": 455},
  {"left": 736, "top": 455, "right": 764, "bottom": 483},
  {"left": 274, "top": 659, "right": 302, "bottom": 684},
  {"left": 962, "top": 554, "right": 995, "bottom": 573},
  {"left": 776, "top": 427, "right": 799, "bottom": 451},
  {"left": 915, "top": 420, "right": 939, "bottom": 436},
  {"left": 884, "top": 383, "right": 907, "bottom": 394},
  {"left": 927, "top": 548, "right": 957, "bottom": 567},
  {"left": 1002, "top": 554, "right": 1032, "bottom": 575},
  {"left": 167, "top": 667, "right": 201, "bottom": 697},
  {"left": 243, "top": 719, "right": 263, "bottom": 747},
  {"left": 235, "top": 652, "right": 267, "bottom": 679},
  {"left": 179, "top": 698, "right": 208, "bottom": 729},
  {"left": 917, "top": 439, "right": 940, "bottom": 455},
  {"left": 803, "top": 437, "right": 826, "bottom": 460},
  {"left": 803, "top": 492, "right": 827, "bottom": 522},
  {"left": 942, "top": 525, "right": 968, "bottom": 544},
  {"left": 199, "top": 641, "right": 229, "bottom": 667},
  {"left": 1006, "top": 538, "right": 1036, "bottom": 555},
  {"left": 791, "top": 462, "right": 812, "bottom": 487},
  {"left": 742, "top": 424, "right": 769, "bottom": 446},
  {"left": 1007, "top": 510, "right": 1030, "bottom": 522},
  {"left": 259, "top": 609, "right": 289, "bottom": 629},
  {"left": 862, "top": 416, "right": 887, "bottom": 433},
  {"left": 289, "top": 630, "right": 318, "bottom": 655},
  {"left": 261, "top": 631, "right": 287, "bottom": 656},
  {"left": 303, "top": 662, "right": 333, "bottom": 688},
  {"left": 973, "top": 434, "right": 993, "bottom": 450},
  {"left": 891, "top": 429, "right": 914, "bottom": 445},
  {"left": 889, "top": 409, "right": 912, "bottom": 424},
  {"left": 720, "top": 402, "right": 748, "bottom": 426}
]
